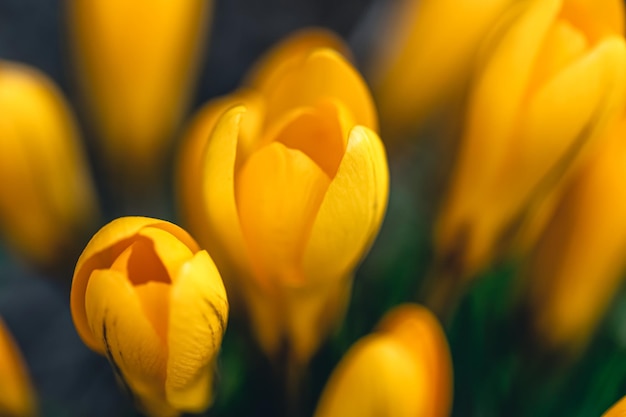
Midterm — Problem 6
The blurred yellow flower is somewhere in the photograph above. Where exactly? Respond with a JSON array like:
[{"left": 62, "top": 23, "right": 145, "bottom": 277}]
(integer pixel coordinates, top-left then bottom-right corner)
[
  {"left": 371, "top": 0, "right": 514, "bottom": 138},
  {"left": 0, "top": 60, "right": 99, "bottom": 268},
  {"left": 67, "top": 0, "right": 211, "bottom": 184},
  {"left": 314, "top": 304, "right": 452, "bottom": 417},
  {"left": 177, "top": 29, "right": 388, "bottom": 364},
  {"left": 435, "top": 0, "right": 626, "bottom": 282},
  {"left": 0, "top": 318, "right": 37, "bottom": 417},
  {"left": 70, "top": 217, "right": 228, "bottom": 417},
  {"left": 604, "top": 395, "right": 626, "bottom": 417},
  {"left": 526, "top": 119, "right": 626, "bottom": 354}
]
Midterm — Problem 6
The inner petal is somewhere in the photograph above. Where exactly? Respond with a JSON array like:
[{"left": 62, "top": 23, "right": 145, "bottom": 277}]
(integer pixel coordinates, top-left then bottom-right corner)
[
  {"left": 109, "top": 238, "right": 172, "bottom": 342},
  {"left": 269, "top": 104, "right": 346, "bottom": 178},
  {"left": 110, "top": 237, "right": 171, "bottom": 286},
  {"left": 528, "top": 19, "right": 588, "bottom": 94},
  {"left": 236, "top": 142, "right": 331, "bottom": 287}
]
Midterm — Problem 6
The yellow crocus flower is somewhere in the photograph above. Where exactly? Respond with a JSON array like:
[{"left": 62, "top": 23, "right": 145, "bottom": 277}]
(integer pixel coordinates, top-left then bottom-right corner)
[
  {"left": 435, "top": 0, "right": 626, "bottom": 282},
  {"left": 177, "top": 29, "right": 388, "bottom": 365},
  {"left": 67, "top": 0, "right": 211, "bottom": 184},
  {"left": 0, "top": 318, "right": 37, "bottom": 417},
  {"left": 604, "top": 395, "right": 626, "bottom": 416},
  {"left": 70, "top": 217, "right": 228, "bottom": 417},
  {"left": 314, "top": 304, "right": 452, "bottom": 417},
  {"left": 371, "top": 0, "right": 514, "bottom": 138},
  {"left": 526, "top": 119, "right": 626, "bottom": 354},
  {"left": 0, "top": 60, "right": 98, "bottom": 268}
]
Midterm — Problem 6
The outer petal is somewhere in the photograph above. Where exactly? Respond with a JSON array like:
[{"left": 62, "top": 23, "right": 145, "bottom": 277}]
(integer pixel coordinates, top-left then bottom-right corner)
[
  {"left": 245, "top": 28, "right": 350, "bottom": 93},
  {"left": 377, "top": 305, "right": 453, "bottom": 417},
  {"left": 302, "top": 126, "right": 389, "bottom": 284},
  {"left": 200, "top": 106, "right": 254, "bottom": 283},
  {"left": 85, "top": 268, "right": 175, "bottom": 417},
  {"left": 561, "top": 0, "right": 624, "bottom": 41},
  {"left": 0, "top": 319, "right": 37, "bottom": 417},
  {"left": 263, "top": 49, "right": 378, "bottom": 132},
  {"left": 71, "top": 217, "right": 198, "bottom": 352},
  {"left": 176, "top": 90, "right": 263, "bottom": 236},
  {"left": 166, "top": 250, "right": 228, "bottom": 411},
  {"left": 314, "top": 335, "right": 427, "bottom": 417}
]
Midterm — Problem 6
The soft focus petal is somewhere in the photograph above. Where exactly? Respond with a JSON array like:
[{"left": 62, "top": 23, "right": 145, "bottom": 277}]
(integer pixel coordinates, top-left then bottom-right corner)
[
  {"left": 0, "top": 61, "right": 99, "bottom": 267},
  {"left": 314, "top": 304, "right": 452, "bottom": 417},
  {"left": 372, "top": 0, "right": 514, "bottom": 136},
  {"left": 527, "top": 124, "right": 626, "bottom": 353},
  {"left": 0, "top": 319, "right": 37, "bottom": 417},
  {"left": 68, "top": 0, "right": 211, "bottom": 180},
  {"left": 166, "top": 251, "right": 228, "bottom": 411},
  {"left": 263, "top": 49, "right": 378, "bottom": 132},
  {"left": 604, "top": 396, "right": 626, "bottom": 417},
  {"left": 303, "top": 126, "right": 389, "bottom": 284},
  {"left": 246, "top": 28, "right": 350, "bottom": 93}
]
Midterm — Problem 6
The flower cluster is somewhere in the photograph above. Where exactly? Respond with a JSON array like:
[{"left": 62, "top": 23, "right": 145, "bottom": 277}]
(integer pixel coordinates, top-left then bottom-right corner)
[{"left": 2, "top": 0, "right": 626, "bottom": 416}]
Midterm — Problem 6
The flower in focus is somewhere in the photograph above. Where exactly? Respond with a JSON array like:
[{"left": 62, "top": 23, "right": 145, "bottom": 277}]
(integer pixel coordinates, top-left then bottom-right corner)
[
  {"left": 70, "top": 217, "right": 228, "bottom": 417},
  {"left": 0, "top": 318, "right": 37, "bottom": 417},
  {"left": 525, "top": 119, "right": 626, "bottom": 355},
  {"left": 314, "top": 304, "right": 452, "bottom": 417},
  {"left": 67, "top": 0, "right": 212, "bottom": 184},
  {"left": 177, "top": 29, "right": 388, "bottom": 364},
  {"left": 370, "top": 0, "right": 514, "bottom": 138},
  {"left": 435, "top": 0, "right": 626, "bottom": 282},
  {"left": 0, "top": 60, "right": 99, "bottom": 268},
  {"left": 604, "top": 395, "right": 626, "bottom": 417}
]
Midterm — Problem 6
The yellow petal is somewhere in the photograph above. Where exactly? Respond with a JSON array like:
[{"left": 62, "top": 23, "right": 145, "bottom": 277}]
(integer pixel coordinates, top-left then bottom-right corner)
[
  {"left": 166, "top": 250, "right": 228, "bottom": 412},
  {"left": 528, "top": 127, "right": 626, "bottom": 352},
  {"left": 84, "top": 268, "right": 175, "bottom": 417},
  {"left": 314, "top": 335, "right": 427, "bottom": 417},
  {"left": 372, "top": 0, "right": 514, "bottom": 135},
  {"left": 303, "top": 126, "right": 389, "bottom": 284},
  {"left": 604, "top": 395, "right": 626, "bottom": 417},
  {"left": 136, "top": 226, "right": 196, "bottom": 283},
  {"left": 68, "top": 0, "right": 211, "bottom": 179},
  {"left": 263, "top": 49, "right": 378, "bottom": 132},
  {"left": 0, "top": 61, "right": 98, "bottom": 266},
  {"left": 0, "top": 319, "right": 37, "bottom": 417},
  {"left": 377, "top": 305, "right": 453, "bottom": 417},
  {"left": 237, "top": 142, "right": 331, "bottom": 287},
  {"left": 71, "top": 217, "right": 198, "bottom": 352},
  {"left": 176, "top": 90, "right": 263, "bottom": 236},
  {"left": 561, "top": 0, "right": 625, "bottom": 41},
  {"left": 200, "top": 106, "right": 254, "bottom": 281},
  {"left": 245, "top": 28, "right": 351, "bottom": 93}
]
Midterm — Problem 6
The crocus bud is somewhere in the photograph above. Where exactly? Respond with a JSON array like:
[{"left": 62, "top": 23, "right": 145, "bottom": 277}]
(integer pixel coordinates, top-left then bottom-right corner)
[
  {"left": 370, "top": 0, "right": 513, "bottom": 137},
  {"left": 67, "top": 0, "right": 211, "bottom": 184},
  {"left": 0, "top": 318, "right": 37, "bottom": 417},
  {"left": 70, "top": 217, "right": 228, "bottom": 417},
  {"left": 0, "top": 60, "right": 99, "bottom": 268},
  {"left": 314, "top": 304, "right": 452, "bottom": 417},
  {"left": 177, "top": 29, "right": 388, "bottom": 364},
  {"left": 604, "top": 395, "right": 626, "bottom": 416},
  {"left": 435, "top": 0, "right": 626, "bottom": 281},
  {"left": 525, "top": 119, "right": 626, "bottom": 354}
]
